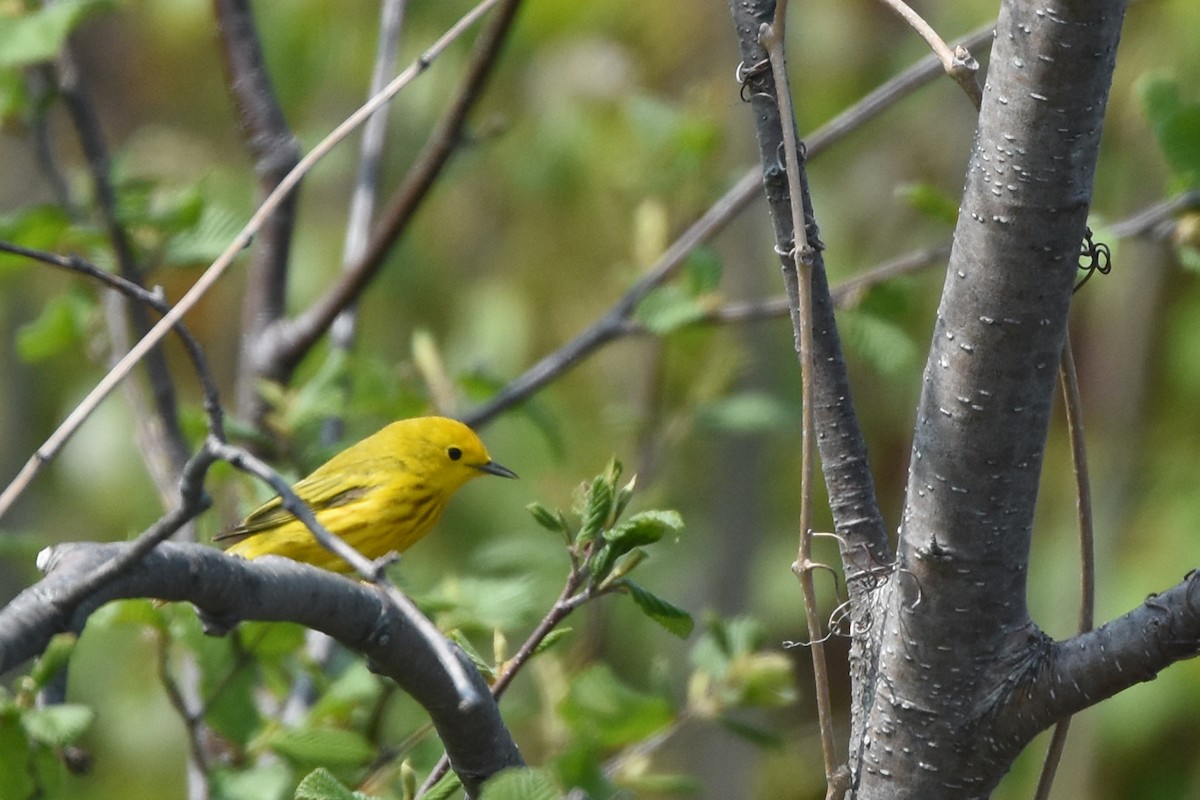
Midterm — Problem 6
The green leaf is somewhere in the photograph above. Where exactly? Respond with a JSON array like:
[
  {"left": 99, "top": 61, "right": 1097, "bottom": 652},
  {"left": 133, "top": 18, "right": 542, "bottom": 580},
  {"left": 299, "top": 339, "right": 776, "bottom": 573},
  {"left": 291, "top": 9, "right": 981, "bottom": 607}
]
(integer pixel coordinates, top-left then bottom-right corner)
[
  {"left": 683, "top": 246, "right": 723, "bottom": 295},
  {"left": 623, "top": 580, "right": 694, "bottom": 639},
  {"left": 421, "top": 772, "right": 464, "bottom": 800},
  {"left": 896, "top": 182, "right": 959, "bottom": 225},
  {"left": 589, "top": 542, "right": 619, "bottom": 584},
  {"left": 558, "top": 664, "right": 674, "bottom": 748},
  {"left": 294, "top": 767, "right": 370, "bottom": 800},
  {"left": 305, "top": 662, "right": 384, "bottom": 726},
  {"left": 577, "top": 473, "right": 613, "bottom": 545},
  {"left": 16, "top": 290, "right": 92, "bottom": 362},
  {"left": 265, "top": 727, "right": 375, "bottom": 767},
  {"left": 634, "top": 285, "right": 707, "bottom": 334},
  {"left": 838, "top": 308, "right": 918, "bottom": 378},
  {"left": 211, "top": 762, "right": 293, "bottom": 800},
  {"left": 1179, "top": 242, "right": 1200, "bottom": 274},
  {"left": 28, "top": 633, "right": 77, "bottom": 690},
  {"left": 527, "top": 501, "right": 565, "bottom": 533},
  {"left": 604, "top": 510, "right": 683, "bottom": 553},
  {"left": 0, "top": 707, "right": 35, "bottom": 800},
  {"left": 1138, "top": 72, "right": 1200, "bottom": 190},
  {"left": 0, "top": 68, "right": 30, "bottom": 127},
  {"left": 696, "top": 391, "right": 792, "bottom": 434},
  {"left": 20, "top": 704, "right": 95, "bottom": 746},
  {"left": 0, "top": 1, "right": 114, "bottom": 68},
  {"left": 611, "top": 474, "right": 637, "bottom": 523},
  {"left": 532, "top": 627, "right": 573, "bottom": 656},
  {"left": 480, "top": 767, "right": 562, "bottom": 800},
  {"left": 445, "top": 629, "right": 496, "bottom": 682}
]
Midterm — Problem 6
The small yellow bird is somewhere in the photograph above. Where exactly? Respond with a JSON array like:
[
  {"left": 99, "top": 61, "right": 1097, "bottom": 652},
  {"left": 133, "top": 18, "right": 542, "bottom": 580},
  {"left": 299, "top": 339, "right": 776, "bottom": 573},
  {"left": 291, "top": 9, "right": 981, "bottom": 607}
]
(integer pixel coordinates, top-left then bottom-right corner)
[{"left": 216, "top": 416, "right": 516, "bottom": 573}]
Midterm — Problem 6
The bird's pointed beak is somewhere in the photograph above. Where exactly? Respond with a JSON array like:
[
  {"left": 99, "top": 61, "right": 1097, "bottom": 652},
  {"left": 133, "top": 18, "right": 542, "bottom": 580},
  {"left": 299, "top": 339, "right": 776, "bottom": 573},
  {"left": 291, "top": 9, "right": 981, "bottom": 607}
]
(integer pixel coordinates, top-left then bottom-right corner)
[{"left": 476, "top": 460, "right": 518, "bottom": 479}]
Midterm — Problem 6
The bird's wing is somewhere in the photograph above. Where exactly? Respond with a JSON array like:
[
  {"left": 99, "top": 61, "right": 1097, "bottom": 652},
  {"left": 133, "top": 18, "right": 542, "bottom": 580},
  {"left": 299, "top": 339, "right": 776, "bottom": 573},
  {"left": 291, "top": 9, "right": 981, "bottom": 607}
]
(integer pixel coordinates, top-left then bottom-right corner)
[{"left": 214, "top": 464, "right": 380, "bottom": 543}]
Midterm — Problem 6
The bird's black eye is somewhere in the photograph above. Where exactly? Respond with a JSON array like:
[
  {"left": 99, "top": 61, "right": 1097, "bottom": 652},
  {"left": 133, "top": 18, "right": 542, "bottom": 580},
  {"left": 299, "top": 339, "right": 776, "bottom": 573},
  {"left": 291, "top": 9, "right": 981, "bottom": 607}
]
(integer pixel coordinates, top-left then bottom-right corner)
[{"left": 447, "top": 446, "right": 463, "bottom": 461}]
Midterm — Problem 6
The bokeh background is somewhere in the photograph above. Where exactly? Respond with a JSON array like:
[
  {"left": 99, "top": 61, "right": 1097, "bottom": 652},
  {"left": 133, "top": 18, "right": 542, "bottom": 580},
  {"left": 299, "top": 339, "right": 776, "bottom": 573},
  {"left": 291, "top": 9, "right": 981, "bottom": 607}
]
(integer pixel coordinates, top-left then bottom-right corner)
[{"left": 2, "top": 1, "right": 1199, "bottom": 798}]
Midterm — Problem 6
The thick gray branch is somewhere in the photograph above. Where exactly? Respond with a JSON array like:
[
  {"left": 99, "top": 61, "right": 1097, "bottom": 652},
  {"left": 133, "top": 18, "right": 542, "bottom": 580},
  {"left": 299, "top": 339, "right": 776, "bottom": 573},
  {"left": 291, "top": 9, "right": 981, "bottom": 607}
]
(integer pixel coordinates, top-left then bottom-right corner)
[
  {"left": 0, "top": 542, "right": 522, "bottom": 798},
  {"left": 855, "top": 1, "right": 1130, "bottom": 798}
]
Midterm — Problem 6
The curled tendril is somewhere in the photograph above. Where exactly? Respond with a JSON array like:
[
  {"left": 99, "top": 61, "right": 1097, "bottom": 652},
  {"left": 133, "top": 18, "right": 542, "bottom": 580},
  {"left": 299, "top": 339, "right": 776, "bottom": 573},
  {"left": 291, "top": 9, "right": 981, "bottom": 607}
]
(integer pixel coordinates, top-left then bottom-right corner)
[
  {"left": 736, "top": 57, "right": 771, "bottom": 102},
  {"left": 1074, "top": 226, "right": 1112, "bottom": 293}
]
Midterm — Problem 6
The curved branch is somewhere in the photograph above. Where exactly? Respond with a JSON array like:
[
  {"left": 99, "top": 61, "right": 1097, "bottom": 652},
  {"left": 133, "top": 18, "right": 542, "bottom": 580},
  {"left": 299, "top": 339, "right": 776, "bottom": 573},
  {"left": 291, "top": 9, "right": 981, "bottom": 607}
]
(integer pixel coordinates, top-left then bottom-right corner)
[{"left": 0, "top": 541, "right": 522, "bottom": 798}]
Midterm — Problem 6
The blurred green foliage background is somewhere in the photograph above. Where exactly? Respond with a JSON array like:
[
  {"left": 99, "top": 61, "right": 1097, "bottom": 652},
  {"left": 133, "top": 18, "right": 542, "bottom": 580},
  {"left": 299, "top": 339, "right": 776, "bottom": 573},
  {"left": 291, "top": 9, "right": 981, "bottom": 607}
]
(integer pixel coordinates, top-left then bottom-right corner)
[{"left": 2, "top": 0, "right": 1200, "bottom": 798}]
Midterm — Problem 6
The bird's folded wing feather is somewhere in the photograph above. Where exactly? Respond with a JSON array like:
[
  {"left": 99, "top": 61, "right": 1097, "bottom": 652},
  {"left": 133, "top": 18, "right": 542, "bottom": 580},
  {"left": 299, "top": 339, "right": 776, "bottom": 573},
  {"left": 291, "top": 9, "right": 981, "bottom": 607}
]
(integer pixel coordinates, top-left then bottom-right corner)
[{"left": 214, "top": 466, "right": 380, "bottom": 543}]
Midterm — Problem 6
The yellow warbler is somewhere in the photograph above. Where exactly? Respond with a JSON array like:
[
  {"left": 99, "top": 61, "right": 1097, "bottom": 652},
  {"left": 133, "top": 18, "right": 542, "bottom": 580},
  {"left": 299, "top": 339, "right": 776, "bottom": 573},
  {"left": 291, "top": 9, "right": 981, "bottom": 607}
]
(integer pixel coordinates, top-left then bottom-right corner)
[{"left": 216, "top": 416, "right": 516, "bottom": 573}]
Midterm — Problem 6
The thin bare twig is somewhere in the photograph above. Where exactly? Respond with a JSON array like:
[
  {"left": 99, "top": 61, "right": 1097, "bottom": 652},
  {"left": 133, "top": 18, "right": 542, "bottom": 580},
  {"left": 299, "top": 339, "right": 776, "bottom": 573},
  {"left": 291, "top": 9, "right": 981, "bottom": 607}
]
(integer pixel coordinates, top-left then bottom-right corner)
[
  {"left": 464, "top": 21, "right": 995, "bottom": 428},
  {"left": 877, "top": 0, "right": 983, "bottom": 108},
  {"left": 1034, "top": 332, "right": 1097, "bottom": 800},
  {"left": 1107, "top": 189, "right": 1200, "bottom": 240},
  {"left": 757, "top": 2, "right": 840, "bottom": 792},
  {"left": 0, "top": 242, "right": 225, "bottom": 439},
  {"left": 0, "top": 0, "right": 505, "bottom": 523}
]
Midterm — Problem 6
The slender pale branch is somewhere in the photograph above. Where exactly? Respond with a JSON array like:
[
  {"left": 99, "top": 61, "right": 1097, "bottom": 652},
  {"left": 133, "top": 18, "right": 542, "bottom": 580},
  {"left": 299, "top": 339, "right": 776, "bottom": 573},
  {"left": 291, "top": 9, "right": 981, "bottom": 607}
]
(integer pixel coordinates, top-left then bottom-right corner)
[
  {"left": 0, "top": 0, "right": 504, "bottom": 523},
  {"left": 877, "top": 0, "right": 983, "bottom": 108},
  {"left": 1033, "top": 333, "right": 1096, "bottom": 800},
  {"left": 757, "top": 3, "right": 839, "bottom": 790}
]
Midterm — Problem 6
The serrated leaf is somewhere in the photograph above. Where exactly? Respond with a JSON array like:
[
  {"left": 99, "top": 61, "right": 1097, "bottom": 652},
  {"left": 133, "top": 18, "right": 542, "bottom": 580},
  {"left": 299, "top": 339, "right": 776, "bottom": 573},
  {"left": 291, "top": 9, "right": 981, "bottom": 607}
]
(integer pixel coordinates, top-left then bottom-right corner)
[
  {"left": 20, "top": 704, "right": 95, "bottom": 746},
  {"left": 527, "top": 502, "right": 565, "bottom": 532},
  {"left": 590, "top": 543, "right": 619, "bottom": 584},
  {"left": 294, "top": 767, "right": 369, "bottom": 800},
  {"left": 0, "top": 1, "right": 114, "bottom": 68},
  {"left": 578, "top": 474, "right": 613, "bottom": 545},
  {"left": 838, "top": 308, "right": 918, "bottom": 378},
  {"left": 603, "top": 510, "right": 683, "bottom": 553},
  {"left": 623, "top": 580, "right": 694, "bottom": 639},
  {"left": 265, "top": 727, "right": 375, "bottom": 766},
  {"left": 479, "top": 767, "right": 561, "bottom": 800}
]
